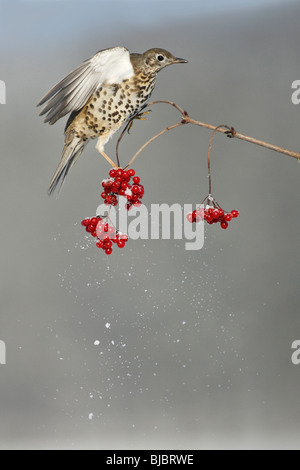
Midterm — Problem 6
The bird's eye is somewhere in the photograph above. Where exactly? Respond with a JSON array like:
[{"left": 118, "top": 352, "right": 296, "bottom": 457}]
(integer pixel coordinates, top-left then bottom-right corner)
[{"left": 157, "top": 55, "right": 165, "bottom": 62}]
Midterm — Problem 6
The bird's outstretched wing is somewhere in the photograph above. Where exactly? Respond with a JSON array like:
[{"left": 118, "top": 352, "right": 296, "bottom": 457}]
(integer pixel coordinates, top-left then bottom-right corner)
[{"left": 37, "top": 47, "right": 134, "bottom": 125}]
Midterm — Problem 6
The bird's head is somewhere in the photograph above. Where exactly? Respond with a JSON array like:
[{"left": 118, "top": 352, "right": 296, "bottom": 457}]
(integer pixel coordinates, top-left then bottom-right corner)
[{"left": 131, "top": 48, "right": 188, "bottom": 75}]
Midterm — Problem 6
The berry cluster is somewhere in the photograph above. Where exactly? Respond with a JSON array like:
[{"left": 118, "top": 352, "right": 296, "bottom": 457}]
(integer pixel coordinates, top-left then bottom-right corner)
[
  {"left": 187, "top": 196, "right": 239, "bottom": 230},
  {"left": 101, "top": 168, "right": 144, "bottom": 211},
  {"left": 81, "top": 216, "right": 128, "bottom": 255}
]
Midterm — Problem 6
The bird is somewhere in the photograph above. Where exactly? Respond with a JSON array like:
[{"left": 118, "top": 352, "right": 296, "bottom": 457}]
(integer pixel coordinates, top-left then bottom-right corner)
[{"left": 37, "top": 46, "right": 188, "bottom": 195}]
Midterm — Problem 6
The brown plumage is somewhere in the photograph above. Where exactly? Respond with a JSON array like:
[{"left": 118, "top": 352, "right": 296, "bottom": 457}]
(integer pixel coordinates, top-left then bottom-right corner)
[{"left": 37, "top": 47, "right": 187, "bottom": 194}]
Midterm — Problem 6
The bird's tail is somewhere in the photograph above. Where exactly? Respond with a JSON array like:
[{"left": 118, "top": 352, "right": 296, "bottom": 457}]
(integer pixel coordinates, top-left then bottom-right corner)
[{"left": 48, "top": 131, "right": 88, "bottom": 196}]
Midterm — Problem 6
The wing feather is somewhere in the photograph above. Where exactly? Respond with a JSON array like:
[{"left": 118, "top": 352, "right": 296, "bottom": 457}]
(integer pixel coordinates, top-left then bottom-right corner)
[
  {"left": 39, "top": 68, "right": 92, "bottom": 117},
  {"left": 37, "top": 47, "right": 134, "bottom": 125}
]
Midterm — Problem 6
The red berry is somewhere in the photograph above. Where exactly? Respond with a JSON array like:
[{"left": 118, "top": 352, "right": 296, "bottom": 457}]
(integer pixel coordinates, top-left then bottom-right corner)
[
  {"left": 128, "top": 169, "right": 135, "bottom": 177},
  {"left": 133, "top": 176, "right": 140, "bottom": 184},
  {"left": 116, "top": 169, "right": 123, "bottom": 177},
  {"left": 121, "top": 181, "right": 128, "bottom": 190},
  {"left": 186, "top": 213, "right": 194, "bottom": 224},
  {"left": 105, "top": 248, "right": 113, "bottom": 255},
  {"left": 205, "top": 214, "right": 213, "bottom": 223},
  {"left": 122, "top": 171, "right": 129, "bottom": 179},
  {"left": 197, "top": 208, "right": 205, "bottom": 219},
  {"left": 212, "top": 210, "right": 220, "bottom": 219},
  {"left": 117, "top": 240, "right": 125, "bottom": 248},
  {"left": 132, "top": 185, "right": 140, "bottom": 194},
  {"left": 119, "top": 234, "right": 128, "bottom": 241},
  {"left": 231, "top": 210, "right": 239, "bottom": 218},
  {"left": 221, "top": 221, "right": 229, "bottom": 229},
  {"left": 109, "top": 169, "right": 117, "bottom": 177},
  {"left": 104, "top": 224, "right": 109, "bottom": 232},
  {"left": 81, "top": 218, "right": 90, "bottom": 227},
  {"left": 87, "top": 224, "right": 96, "bottom": 233},
  {"left": 224, "top": 214, "right": 232, "bottom": 222},
  {"left": 101, "top": 192, "right": 106, "bottom": 199},
  {"left": 104, "top": 240, "right": 113, "bottom": 249},
  {"left": 96, "top": 240, "right": 104, "bottom": 249}
]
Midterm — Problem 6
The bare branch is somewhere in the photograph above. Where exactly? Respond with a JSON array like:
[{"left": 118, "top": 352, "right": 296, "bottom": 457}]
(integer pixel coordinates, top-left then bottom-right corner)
[
  {"left": 121, "top": 100, "right": 300, "bottom": 165},
  {"left": 188, "top": 117, "right": 300, "bottom": 160}
]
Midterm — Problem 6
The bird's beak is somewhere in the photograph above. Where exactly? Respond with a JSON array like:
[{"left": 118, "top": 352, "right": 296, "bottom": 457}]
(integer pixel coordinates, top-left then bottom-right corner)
[{"left": 173, "top": 57, "right": 188, "bottom": 64}]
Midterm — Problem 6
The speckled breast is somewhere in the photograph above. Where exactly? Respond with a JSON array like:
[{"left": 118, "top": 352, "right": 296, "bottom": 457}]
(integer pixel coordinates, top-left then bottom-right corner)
[{"left": 68, "top": 74, "right": 156, "bottom": 141}]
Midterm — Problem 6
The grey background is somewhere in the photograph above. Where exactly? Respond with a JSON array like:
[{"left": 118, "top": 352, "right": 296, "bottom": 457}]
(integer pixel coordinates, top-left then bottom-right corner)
[{"left": 0, "top": 0, "right": 300, "bottom": 450}]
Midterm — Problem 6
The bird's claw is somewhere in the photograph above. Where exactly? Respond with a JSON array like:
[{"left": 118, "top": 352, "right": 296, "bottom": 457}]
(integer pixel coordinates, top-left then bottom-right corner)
[{"left": 127, "top": 110, "right": 152, "bottom": 134}]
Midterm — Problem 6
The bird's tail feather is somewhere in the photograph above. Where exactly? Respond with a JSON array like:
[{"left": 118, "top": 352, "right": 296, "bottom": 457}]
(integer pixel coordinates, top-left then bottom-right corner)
[{"left": 48, "top": 132, "right": 87, "bottom": 196}]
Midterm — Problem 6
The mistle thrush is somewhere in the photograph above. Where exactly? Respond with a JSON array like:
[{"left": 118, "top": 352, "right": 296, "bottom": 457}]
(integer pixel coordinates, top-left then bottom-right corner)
[{"left": 37, "top": 47, "right": 187, "bottom": 195}]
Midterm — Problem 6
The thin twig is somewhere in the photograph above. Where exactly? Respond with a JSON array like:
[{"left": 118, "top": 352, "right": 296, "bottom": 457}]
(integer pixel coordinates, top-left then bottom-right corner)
[
  {"left": 116, "top": 120, "right": 132, "bottom": 167},
  {"left": 207, "top": 125, "right": 232, "bottom": 195},
  {"left": 147, "top": 100, "right": 187, "bottom": 116},
  {"left": 124, "top": 122, "right": 184, "bottom": 170},
  {"left": 116, "top": 104, "right": 153, "bottom": 167},
  {"left": 188, "top": 117, "right": 300, "bottom": 160}
]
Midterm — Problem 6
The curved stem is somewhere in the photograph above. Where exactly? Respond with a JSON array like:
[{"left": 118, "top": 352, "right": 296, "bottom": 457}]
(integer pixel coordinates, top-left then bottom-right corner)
[{"left": 124, "top": 122, "right": 184, "bottom": 169}]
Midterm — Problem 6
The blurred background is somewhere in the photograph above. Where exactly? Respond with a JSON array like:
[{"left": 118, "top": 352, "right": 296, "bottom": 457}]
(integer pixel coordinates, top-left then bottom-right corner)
[{"left": 1, "top": 0, "right": 300, "bottom": 450}]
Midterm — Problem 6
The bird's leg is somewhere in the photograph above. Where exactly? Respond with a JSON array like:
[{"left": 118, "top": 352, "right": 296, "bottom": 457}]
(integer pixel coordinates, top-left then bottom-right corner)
[
  {"left": 99, "top": 150, "right": 118, "bottom": 168},
  {"left": 96, "top": 139, "right": 118, "bottom": 168},
  {"left": 127, "top": 110, "right": 152, "bottom": 134}
]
